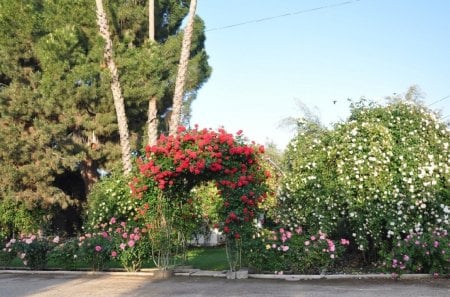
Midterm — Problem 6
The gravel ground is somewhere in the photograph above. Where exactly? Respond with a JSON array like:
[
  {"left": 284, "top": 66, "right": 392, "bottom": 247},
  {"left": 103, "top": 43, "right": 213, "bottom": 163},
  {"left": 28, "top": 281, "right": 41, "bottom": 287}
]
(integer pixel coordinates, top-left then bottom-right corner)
[{"left": 0, "top": 273, "right": 449, "bottom": 297}]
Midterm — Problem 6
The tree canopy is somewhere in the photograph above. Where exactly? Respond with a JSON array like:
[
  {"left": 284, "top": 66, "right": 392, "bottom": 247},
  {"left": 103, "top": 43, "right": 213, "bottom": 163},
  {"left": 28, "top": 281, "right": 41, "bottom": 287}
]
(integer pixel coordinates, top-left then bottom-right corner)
[{"left": 0, "top": 0, "right": 210, "bottom": 234}]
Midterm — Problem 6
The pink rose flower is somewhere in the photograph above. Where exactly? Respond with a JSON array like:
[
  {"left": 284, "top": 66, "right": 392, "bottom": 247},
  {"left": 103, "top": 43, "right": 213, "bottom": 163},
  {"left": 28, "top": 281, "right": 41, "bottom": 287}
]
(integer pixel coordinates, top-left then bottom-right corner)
[
  {"left": 95, "top": 245, "right": 102, "bottom": 252},
  {"left": 340, "top": 238, "right": 350, "bottom": 246},
  {"left": 286, "top": 231, "right": 292, "bottom": 239}
]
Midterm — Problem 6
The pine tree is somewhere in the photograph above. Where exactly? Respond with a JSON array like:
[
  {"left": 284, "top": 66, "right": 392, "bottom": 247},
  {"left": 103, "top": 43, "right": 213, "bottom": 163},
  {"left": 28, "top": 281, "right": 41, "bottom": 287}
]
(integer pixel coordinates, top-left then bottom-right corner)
[{"left": 0, "top": 0, "right": 210, "bottom": 233}]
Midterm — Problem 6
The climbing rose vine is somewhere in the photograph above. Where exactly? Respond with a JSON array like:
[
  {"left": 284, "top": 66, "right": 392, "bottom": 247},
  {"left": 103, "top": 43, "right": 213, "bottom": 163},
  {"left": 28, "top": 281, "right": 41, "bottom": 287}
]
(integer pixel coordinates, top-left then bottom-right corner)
[{"left": 133, "top": 126, "right": 270, "bottom": 242}]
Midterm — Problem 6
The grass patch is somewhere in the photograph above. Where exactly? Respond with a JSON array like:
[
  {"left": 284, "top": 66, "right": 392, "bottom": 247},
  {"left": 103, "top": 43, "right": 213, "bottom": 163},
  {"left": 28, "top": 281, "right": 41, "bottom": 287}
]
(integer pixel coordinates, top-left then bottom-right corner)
[
  {"left": 1, "top": 246, "right": 229, "bottom": 271},
  {"left": 185, "top": 246, "right": 228, "bottom": 271}
]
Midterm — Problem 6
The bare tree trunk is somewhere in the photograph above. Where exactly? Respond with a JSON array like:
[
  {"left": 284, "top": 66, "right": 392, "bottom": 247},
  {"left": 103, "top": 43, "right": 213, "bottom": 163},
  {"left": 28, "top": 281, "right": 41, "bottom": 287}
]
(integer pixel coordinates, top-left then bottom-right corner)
[
  {"left": 80, "top": 158, "right": 99, "bottom": 191},
  {"left": 169, "top": 0, "right": 197, "bottom": 136},
  {"left": 147, "top": 0, "right": 158, "bottom": 145},
  {"left": 95, "top": 0, "right": 133, "bottom": 174},
  {"left": 147, "top": 96, "right": 158, "bottom": 145},
  {"left": 149, "top": 0, "right": 155, "bottom": 42}
]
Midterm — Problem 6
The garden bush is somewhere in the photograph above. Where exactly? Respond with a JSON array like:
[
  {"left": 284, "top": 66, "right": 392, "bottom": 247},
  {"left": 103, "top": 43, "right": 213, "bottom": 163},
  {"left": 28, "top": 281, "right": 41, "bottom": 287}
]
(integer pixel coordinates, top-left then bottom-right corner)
[
  {"left": 278, "top": 98, "right": 450, "bottom": 272},
  {"left": 245, "top": 226, "right": 349, "bottom": 274},
  {"left": 383, "top": 227, "right": 449, "bottom": 276},
  {"left": 48, "top": 237, "right": 79, "bottom": 270},
  {"left": 8, "top": 234, "right": 58, "bottom": 270},
  {"left": 85, "top": 173, "right": 140, "bottom": 229},
  {"left": 0, "top": 239, "right": 16, "bottom": 267},
  {"left": 107, "top": 217, "right": 152, "bottom": 272},
  {"left": 77, "top": 232, "right": 112, "bottom": 271}
]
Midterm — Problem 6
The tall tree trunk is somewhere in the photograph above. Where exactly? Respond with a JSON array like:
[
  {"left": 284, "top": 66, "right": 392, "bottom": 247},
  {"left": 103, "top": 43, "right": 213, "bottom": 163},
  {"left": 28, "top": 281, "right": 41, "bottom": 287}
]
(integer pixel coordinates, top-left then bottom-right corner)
[
  {"left": 147, "top": 0, "right": 158, "bottom": 145},
  {"left": 147, "top": 96, "right": 158, "bottom": 145},
  {"left": 95, "top": 0, "right": 133, "bottom": 174},
  {"left": 80, "top": 157, "right": 99, "bottom": 191},
  {"left": 149, "top": 0, "right": 155, "bottom": 42},
  {"left": 169, "top": 0, "right": 197, "bottom": 136}
]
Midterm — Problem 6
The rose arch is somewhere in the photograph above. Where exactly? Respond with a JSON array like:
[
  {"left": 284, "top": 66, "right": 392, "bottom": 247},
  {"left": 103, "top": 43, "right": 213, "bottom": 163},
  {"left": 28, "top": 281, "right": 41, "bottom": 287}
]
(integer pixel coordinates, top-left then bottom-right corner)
[{"left": 132, "top": 126, "right": 270, "bottom": 271}]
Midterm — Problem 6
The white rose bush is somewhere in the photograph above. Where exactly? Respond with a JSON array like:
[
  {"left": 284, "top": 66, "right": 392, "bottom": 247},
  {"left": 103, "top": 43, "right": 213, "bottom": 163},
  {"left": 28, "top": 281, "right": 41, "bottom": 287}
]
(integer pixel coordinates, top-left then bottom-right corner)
[{"left": 278, "top": 99, "right": 449, "bottom": 274}]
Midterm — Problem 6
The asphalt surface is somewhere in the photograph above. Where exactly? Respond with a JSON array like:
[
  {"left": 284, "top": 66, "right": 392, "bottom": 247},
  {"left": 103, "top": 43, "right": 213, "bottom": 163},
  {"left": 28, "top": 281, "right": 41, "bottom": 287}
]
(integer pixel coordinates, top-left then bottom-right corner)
[{"left": 0, "top": 274, "right": 449, "bottom": 297}]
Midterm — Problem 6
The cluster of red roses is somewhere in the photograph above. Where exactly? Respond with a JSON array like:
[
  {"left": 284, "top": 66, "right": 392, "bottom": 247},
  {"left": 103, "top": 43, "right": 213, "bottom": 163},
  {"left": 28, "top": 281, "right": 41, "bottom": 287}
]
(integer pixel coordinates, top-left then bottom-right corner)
[{"left": 134, "top": 126, "right": 270, "bottom": 240}]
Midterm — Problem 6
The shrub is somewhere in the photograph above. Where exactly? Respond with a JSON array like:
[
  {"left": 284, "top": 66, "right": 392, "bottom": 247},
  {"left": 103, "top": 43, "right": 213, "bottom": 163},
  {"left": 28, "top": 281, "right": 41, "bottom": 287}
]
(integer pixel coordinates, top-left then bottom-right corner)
[
  {"left": 278, "top": 98, "right": 450, "bottom": 270},
  {"left": 12, "top": 235, "right": 58, "bottom": 270},
  {"left": 85, "top": 173, "right": 139, "bottom": 229},
  {"left": 246, "top": 227, "right": 349, "bottom": 274},
  {"left": 189, "top": 182, "right": 222, "bottom": 243},
  {"left": 383, "top": 228, "right": 449, "bottom": 275},
  {"left": 48, "top": 237, "right": 80, "bottom": 270},
  {"left": 0, "top": 239, "right": 16, "bottom": 267},
  {"left": 77, "top": 232, "right": 112, "bottom": 271},
  {"left": 108, "top": 217, "right": 151, "bottom": 272}
]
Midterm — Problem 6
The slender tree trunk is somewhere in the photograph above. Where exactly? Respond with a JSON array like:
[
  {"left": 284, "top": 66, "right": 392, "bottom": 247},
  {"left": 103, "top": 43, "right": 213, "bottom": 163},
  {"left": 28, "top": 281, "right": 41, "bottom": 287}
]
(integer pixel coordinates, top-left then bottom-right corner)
[
  {"left": 95, "top": 0, "right": 133, "bottom": 174},
  {"left": 80, "top": 157, "right": 99, "bottom": 191},
  {"left": 147, "top": 96, "right": 158, "bottom": 145},
  {"left": 147, "top": 0, "right": 158, "bottom": 145},
  {"left": 149, "top": 0, "right": 155, "bottom": 42},
  {"left": 169, "top": 0, "right": 197, "bottom": 136}
]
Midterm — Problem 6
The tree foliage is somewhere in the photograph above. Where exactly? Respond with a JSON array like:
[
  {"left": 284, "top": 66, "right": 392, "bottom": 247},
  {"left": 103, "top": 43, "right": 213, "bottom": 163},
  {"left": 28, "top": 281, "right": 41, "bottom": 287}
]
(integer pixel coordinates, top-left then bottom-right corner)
[{"left": 0, "top": 0, "right": 210, "bottom": 232}]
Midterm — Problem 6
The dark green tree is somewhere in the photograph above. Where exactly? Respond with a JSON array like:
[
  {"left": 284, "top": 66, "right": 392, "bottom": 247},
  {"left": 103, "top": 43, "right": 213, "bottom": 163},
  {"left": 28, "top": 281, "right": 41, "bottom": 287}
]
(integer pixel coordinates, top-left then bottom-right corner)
[{"left": 0, "top": 0, "right": 210, "bottom": 235}]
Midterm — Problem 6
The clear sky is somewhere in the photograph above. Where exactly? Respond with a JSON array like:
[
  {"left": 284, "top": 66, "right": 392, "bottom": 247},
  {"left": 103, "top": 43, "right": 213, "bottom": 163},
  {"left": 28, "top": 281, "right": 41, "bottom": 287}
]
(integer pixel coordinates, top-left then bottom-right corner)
[{"left": 190, "top": 0, "right": 450, "bottom": 149}]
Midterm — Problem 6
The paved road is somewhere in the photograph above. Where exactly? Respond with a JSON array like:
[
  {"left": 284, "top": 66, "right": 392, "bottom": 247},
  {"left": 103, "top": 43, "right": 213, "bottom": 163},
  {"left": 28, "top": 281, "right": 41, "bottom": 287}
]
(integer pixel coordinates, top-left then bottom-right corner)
[{"left": 0, "top": 274, "right": 449, "bottom": 297}]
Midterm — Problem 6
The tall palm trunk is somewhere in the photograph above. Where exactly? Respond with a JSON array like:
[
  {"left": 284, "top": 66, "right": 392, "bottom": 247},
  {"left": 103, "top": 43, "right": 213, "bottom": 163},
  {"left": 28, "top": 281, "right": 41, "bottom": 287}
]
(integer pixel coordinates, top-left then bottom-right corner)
[
  {"left": 147, "top": 0, "right": 158, "bottom": 145},
  {"left": 169, "top": 0, "right": 197, "bottom": 136},
  {"left": 147, "top": 96, "right": 158, "bottom": 145},
  {"left": 95, "top": 0, "right": 133, "bottom": 174}
]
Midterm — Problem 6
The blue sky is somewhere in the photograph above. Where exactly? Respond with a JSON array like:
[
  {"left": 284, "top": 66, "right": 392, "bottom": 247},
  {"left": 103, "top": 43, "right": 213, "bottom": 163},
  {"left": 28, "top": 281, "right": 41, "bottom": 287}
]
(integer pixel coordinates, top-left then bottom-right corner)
[{"left": 190, "top": 0, "right": 450, "bottom": 149}]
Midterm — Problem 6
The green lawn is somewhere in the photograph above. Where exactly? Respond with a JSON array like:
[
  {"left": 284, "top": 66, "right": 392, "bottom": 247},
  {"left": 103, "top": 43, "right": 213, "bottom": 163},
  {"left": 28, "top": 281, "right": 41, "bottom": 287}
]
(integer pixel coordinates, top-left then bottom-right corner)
[
  {"left": 184, "top": 246, "right": 228, "bottom": 270},
  {"left": 2, "top": 246, "right": 228, "bottom": 271}
]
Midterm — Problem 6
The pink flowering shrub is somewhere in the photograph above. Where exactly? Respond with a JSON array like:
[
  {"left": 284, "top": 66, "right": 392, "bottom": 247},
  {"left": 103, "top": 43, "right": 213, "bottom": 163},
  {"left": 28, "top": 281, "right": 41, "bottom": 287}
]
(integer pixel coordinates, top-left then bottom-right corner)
[
  {"left": 77, "top": 231, "right": 112, "bottom": 271},
  {"left": 383, "top": 228, "right": 449, "bottom": 275},
  {"left": 7, "top": 234, "right": 57, "bottom": 270},
  {"left": 245, "top": 227, "right": 349, "bottom": 274},
  {"left": 1, "top": 238, "right": 18, "bottom": 267},
  {"left": 107, "top": 217, "right": 151, "bottom": 272}
]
